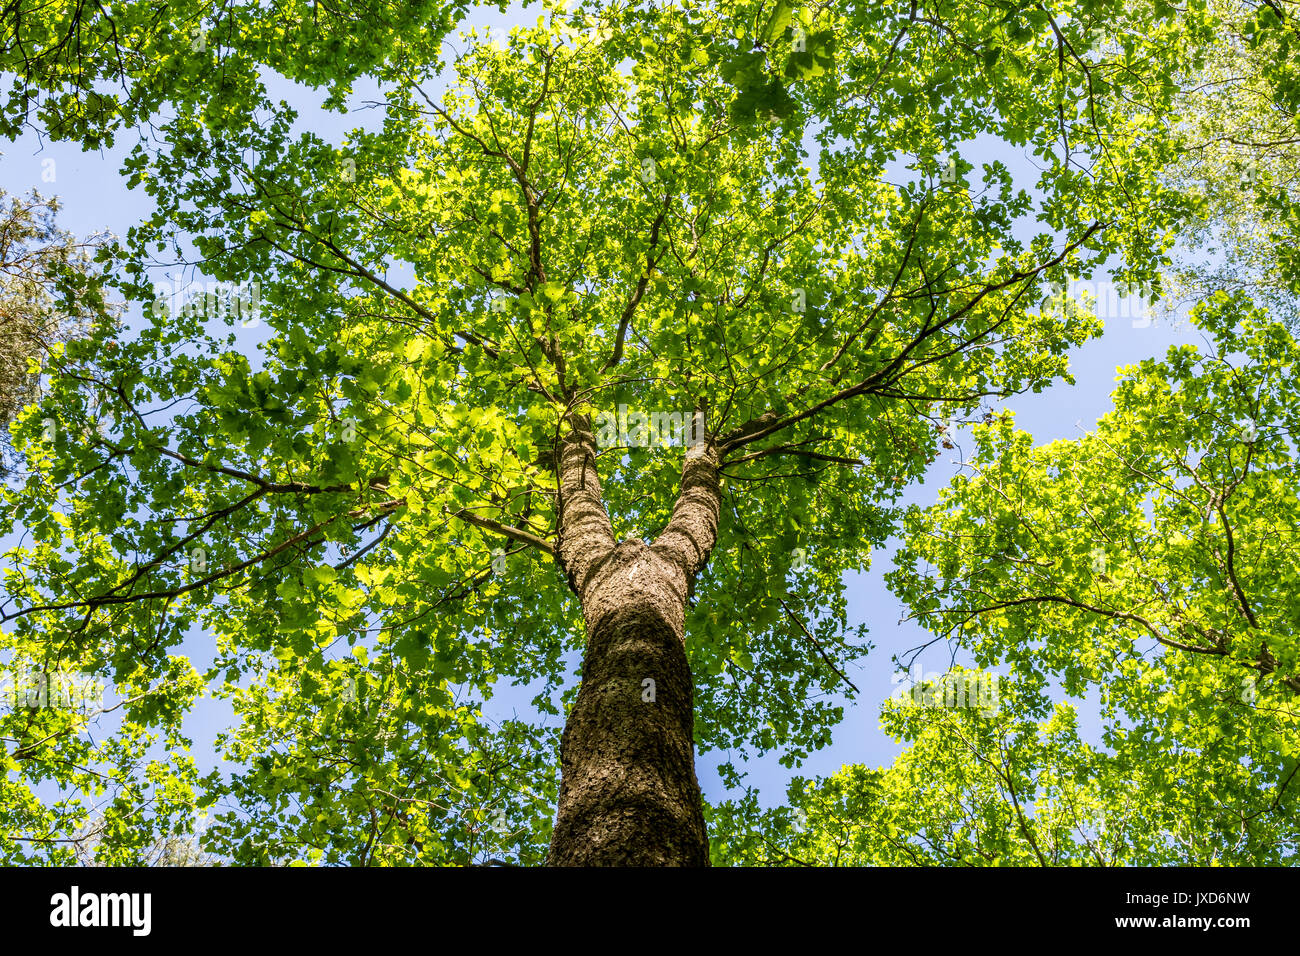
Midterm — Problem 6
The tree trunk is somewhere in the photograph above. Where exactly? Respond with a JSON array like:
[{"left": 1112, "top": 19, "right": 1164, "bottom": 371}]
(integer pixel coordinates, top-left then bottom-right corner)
[{"left": 547, "top": 411, "right": 721, "bottom": 866}]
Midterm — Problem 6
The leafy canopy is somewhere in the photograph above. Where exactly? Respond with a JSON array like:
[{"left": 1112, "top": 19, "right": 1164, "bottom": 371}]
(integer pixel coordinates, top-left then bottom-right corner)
[
  {"left": 1, "top": 0, "right": 1221, "bottom": 863},
  {"left": 721, "top": 291, "right": 1299, "bottom": 865}
]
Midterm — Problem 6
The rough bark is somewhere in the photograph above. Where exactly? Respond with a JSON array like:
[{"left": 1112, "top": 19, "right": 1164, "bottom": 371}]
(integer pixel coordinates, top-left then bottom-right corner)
[{"left": 547, "top": 411, "right": 722, "bottom": 866}]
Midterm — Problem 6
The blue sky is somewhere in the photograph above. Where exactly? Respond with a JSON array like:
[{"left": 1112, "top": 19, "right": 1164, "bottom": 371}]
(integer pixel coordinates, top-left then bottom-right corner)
[{"left": 0, "top": 1, "right": 1211, "bottom": 841}]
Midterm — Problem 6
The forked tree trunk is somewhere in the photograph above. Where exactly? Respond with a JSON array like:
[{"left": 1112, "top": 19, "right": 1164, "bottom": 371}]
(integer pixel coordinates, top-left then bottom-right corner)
[{"left": 547, "top": 411, "right": 721, "bottom": 866}]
